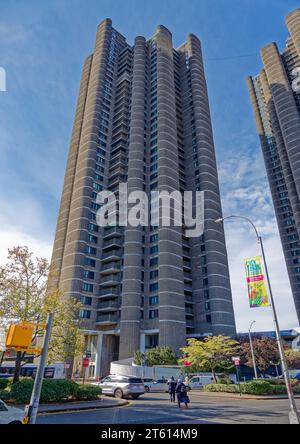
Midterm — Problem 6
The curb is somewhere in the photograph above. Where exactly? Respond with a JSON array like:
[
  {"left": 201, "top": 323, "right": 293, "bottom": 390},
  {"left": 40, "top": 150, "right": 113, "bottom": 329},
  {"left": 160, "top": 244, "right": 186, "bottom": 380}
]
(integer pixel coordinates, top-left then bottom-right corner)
[{"left": 37, "top": 399, "right": 129, "bottom": 414}]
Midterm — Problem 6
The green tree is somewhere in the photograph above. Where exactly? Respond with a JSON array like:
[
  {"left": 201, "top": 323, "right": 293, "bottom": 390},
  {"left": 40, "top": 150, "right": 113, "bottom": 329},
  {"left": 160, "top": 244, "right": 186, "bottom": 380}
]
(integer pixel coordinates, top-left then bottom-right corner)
[
  {"left": 0, "top": 246, "right": 84, "bottom": 383},
  {"left": 180, "top": 336, "right": 239, "bottom": 383},
  {"left": 285, "top": 349, "right": 300, "bottom": 370},
  {"left": 134, "top": 346, "right": 178, "bottom": 367}
]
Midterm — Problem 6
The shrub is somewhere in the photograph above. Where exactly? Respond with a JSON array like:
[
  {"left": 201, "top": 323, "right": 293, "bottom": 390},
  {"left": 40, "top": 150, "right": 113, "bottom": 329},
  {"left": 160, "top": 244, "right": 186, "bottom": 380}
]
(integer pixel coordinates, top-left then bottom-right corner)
[
  {"left": 0, "top": 379, "right": 10, "bottom": 390},
  {"left": 240, "top": 380, "right": 273, "bottom": 395},
  {"left": 75, "top": 385, "right": 102, "bottom": 401},
  {"left": 10, "top": 379, "right": 78, "bottom": 404},
  {"left": 205, "top": 384, "right": 239, "bottom": 393},
  {"left": 39, "top": 380, "right": 78, "bottom": 403},
  {"left": 0, "top": 389, "right": 10, "bottom": 401},
  {"left": 10, "top": 378, "right": 33, "bottom": 404},
  {"left": 216, "top": 374, "right": 234, "bottom": 385},
  {"left": 269, "top": 378, "right": 299, "bottom": 387},
  {"left": 204, "top": 380, "right": 299, "bottom": 396}
]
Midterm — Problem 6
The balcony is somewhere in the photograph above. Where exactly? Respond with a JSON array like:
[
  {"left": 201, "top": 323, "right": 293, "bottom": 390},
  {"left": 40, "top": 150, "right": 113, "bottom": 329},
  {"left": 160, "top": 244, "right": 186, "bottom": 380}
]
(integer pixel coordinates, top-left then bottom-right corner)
[
  {"left": 103, "top": 226, "right": 124, "bottom": 240},
  {"left": 108, "top": 175, "right": 127, "bottom": 188},
  {"left": 96, "top": 314, "right": 119, "bottom": 325},
  {"left": 185, "top": 307, "right": 194, "bottom": 315},
  {"left": 100, "top": 262, "right": 122, "bottom": 275},
  {"left": 101, "top": 249, "right": 122, "bottom": 263},
  {"left": 109, "top": 155, "right": 127, "bottom": 170},
  {"left": 99, "top": 288, "right": 120, "bottom": 299},
  {"left": 100, "top": 274, "right": 121, "bottom": 287},
  {"left": 97, "top": 299, "right": 120, "bottom": 311},
  {"left": 102, "top": 238, "right": 123, "bottom": 251},
  {"left": 186, "top": 319, "right": 194, "bottom": 328},
  {"left": 110, "top": 144, "right": 127, "bottom": 158},
  {"left": 183, "top": 261, "right": 192, "bottom": 271},
  {"left": 185, "top": 295, "right": 194, "bottom": 304},
  {"left": 183, "top": 250, "right": 191, "bottom": 260},
  {"left": 109, "top": 165, "right": 127, "bottom": 179},
  {"left": 184, "top": 285, "right": 193, "bottom": 294},
  {"left": 184, "top": 273, "right": 192, "bottom": 283}
]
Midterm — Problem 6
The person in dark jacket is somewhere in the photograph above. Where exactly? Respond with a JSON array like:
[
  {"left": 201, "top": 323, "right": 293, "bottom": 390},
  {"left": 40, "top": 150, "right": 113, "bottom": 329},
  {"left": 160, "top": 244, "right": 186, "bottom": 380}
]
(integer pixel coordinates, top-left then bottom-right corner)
[
  {"left": 167, "top": 376, "right": 177, "bottom": 402},
  {"left": 176, "top": 379, "right": 190, "bottom": 408}
]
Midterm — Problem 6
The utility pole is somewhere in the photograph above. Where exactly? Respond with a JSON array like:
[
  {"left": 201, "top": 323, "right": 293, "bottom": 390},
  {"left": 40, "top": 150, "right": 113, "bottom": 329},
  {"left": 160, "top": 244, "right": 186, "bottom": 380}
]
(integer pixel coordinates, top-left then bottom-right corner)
[
  {"left": 249, "top": 320, "right": 258, "bottom": 379},
  {"left": 23, "top": 313, "right": 54, "bottom": 424},
  {"left": 215, "top": 215, "right": 300, "bottom": 424}
]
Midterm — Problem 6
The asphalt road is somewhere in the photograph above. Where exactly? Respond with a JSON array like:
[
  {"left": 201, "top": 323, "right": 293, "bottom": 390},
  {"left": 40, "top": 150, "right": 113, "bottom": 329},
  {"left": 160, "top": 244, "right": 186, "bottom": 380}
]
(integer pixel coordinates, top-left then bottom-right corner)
[{"left": 36, "top": 392, "right": 300, "bottom": 424}]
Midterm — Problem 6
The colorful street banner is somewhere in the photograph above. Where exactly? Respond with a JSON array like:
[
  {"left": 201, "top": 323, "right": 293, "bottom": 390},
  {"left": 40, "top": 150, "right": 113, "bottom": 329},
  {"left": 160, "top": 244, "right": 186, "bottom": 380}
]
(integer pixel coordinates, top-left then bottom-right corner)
[{"left": 244, "top": 256, "right": 270, "bottom": 308}]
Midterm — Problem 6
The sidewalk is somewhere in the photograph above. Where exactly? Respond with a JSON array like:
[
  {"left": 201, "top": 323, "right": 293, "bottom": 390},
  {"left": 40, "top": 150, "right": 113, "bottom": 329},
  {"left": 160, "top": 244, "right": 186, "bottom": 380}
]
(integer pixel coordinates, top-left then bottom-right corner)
[
  {"left": 200, "top": 391, "right": 300, "bottom": 401},
  {"left": 17, "top": 397, "right": 129, "bottom": 414}
]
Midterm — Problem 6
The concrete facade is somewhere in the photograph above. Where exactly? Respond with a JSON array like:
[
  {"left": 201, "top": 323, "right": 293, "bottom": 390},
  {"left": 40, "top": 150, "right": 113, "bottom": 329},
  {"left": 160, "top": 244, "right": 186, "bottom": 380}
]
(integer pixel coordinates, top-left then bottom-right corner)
[
  {"left": 247, "top": 8, "right": 300, "bottom": 325},
  {"left": 49, "top": 20, "right": 236, "bottom": 378}
]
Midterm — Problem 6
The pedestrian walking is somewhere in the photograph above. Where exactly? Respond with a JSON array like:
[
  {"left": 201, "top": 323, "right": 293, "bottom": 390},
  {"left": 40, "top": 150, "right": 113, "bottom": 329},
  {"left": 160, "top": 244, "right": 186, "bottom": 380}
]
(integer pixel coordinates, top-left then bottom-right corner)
[
  {"left": 167, "top": 376, "right": 177, "bottom": 403},
  {"left": 176, "top": 379, "right": 190, "bottom": 408}
]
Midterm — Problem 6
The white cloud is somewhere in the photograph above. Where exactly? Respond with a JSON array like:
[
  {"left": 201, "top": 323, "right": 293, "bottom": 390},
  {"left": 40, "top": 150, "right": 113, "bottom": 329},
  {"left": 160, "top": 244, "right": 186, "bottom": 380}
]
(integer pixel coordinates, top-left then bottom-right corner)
[
  {"left": 0, "top": 194, "right": 54, "bottom": 264},
  {"left": 0, "top": 225, "right": 52, "bottom": 266},
  {"left": 0, "top": 24, "right": 31, "bottom": 45},
  {"left": 219, "top": 147, "right": 299, "bottom": 333}
]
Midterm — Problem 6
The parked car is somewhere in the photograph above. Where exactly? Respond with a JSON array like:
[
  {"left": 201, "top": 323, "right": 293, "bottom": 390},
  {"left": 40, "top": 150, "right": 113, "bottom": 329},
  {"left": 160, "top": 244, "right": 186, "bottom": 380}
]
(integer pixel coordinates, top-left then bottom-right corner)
[
  {"left": 144, "top": 379, "right": 169, "bottom": 393},
  {"left": 0, "top": 399, "right": 23, "bottom": 424},
  {"left": 92, "top": 375, "right": 144, "bottom": 399},
  {"left": 188, "top": 376, "right": 205, "bottom": 390}
]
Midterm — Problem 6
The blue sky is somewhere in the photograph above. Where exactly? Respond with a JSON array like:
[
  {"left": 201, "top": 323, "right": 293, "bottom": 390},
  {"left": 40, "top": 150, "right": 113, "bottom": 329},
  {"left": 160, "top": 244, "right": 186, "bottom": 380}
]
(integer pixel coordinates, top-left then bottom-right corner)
[{"left": 0, "top": 0, "right": 300, "bottom": 332}]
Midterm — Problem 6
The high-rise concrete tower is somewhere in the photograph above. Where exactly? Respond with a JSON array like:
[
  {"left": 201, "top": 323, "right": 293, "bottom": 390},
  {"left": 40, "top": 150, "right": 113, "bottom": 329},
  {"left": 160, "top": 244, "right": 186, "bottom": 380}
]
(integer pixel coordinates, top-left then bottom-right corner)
[
  {"left": 247, "top": 8, "right": 300, "bottom": 325},
  {"left": 50, "top": 19, "right": 236, "bottom": 378}
]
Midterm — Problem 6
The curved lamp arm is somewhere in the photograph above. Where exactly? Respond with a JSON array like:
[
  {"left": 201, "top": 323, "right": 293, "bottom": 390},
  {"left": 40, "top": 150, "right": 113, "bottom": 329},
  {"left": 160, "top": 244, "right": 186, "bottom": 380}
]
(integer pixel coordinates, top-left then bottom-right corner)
[{"left": 215, "top": 215, "right": 260, "bottom": 243}]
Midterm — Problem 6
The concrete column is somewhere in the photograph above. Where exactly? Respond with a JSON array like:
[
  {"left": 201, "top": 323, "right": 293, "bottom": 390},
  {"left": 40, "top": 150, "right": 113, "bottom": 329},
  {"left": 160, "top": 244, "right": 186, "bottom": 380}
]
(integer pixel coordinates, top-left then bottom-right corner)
[
  {"left": 286, "top": 9, "right": 300, "bottom": 60},
  {"left": 186, "top": 34, "right": 236, "bottom": 336},
  {"left": 95, "top": 334, "right": 103, "bottom": 379},
  {"left": 260, "top": 70, "right": 300, "bottom": 234},
  {"left": 155, "top": 25, "right": 186, "bottom": 354},
  {"left": 47, "top": 54, "right": 93, "bottom": 293},
  {"left": 140, "top": 333, "right": 146, "bottom": 353},
  {"left": 119, "top": 37, "right": 146, "bottom": 359},
  {"left": 58, "top": 19, "right": 113, "bottom": 324},
  {"left": 262, "top": 43, "right": 300, "bottom": 203}
]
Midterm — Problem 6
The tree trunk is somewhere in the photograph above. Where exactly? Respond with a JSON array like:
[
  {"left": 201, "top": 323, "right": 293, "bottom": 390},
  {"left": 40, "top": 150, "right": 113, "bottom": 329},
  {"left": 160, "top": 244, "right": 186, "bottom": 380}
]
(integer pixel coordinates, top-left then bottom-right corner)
[
  {"left": 212, "top": 368, "right": 217, "bottom": 384},
  {"left": 0, "top": 350, "right": 5, "bottom": 367},
  {"left": 13, "top": 351, "right": 22, "bottom": 384}
]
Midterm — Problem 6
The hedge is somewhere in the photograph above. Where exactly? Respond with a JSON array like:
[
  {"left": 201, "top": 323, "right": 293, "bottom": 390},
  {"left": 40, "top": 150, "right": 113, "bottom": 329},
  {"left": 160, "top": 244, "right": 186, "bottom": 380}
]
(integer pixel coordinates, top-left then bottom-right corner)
[
  {"left": 0, "top": 389, "right": 10, "bottom": 401},
  {"left": 204, "top": 380, "right": 300, "bottom": 396},
  {"left": 75, "top": 385, "right": 102, "bottom": 401},
  {"left": 9, "top": 379, "right": 102, "bottom": 404},
  {"left": 0, "top": 379, "right": 10, "bottom": 390},
  {"left": 205, "top": 384, "right": 240, "bottom": 394}
]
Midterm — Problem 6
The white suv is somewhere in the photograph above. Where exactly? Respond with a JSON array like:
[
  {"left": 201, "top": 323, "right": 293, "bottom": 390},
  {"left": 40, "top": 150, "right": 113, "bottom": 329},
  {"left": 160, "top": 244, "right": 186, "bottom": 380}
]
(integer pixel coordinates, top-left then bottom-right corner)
[
  {"left": 0, "top": 399, "right": 23, "bottom": 424},
  {"left": 95, "top": 375, "right": 145, "bottom": 399}
]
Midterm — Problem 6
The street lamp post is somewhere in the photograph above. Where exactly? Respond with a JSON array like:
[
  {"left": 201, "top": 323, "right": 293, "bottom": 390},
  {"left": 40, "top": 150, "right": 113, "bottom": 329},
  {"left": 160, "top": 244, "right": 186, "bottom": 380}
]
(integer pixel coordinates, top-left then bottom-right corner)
[
  {"left": 270, "top": 360, "right": 281, "bottom": 378},
  {"left": 249, "top": 320, "right": 258, "bottom": 380},
  {"left": 215, "top": 215, "right": 300, "bottom": 424}
]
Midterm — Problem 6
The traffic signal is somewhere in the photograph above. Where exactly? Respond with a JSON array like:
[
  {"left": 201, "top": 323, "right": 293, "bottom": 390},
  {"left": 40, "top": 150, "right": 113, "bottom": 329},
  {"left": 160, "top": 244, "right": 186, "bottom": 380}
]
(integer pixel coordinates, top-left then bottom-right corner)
[{"left": 5, "top": 324, "right": 34, "bottom": 350}]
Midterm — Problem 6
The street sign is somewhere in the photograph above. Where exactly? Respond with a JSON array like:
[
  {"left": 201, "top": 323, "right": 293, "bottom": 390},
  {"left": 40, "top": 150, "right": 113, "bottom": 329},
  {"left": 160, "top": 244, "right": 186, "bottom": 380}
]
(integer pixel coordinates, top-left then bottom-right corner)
[
  {"left": 82, "top": 357, "right": 89, "bottom": 368},
  {"left": 183, "top": 360, "right": 192, "bottom": 366}
]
